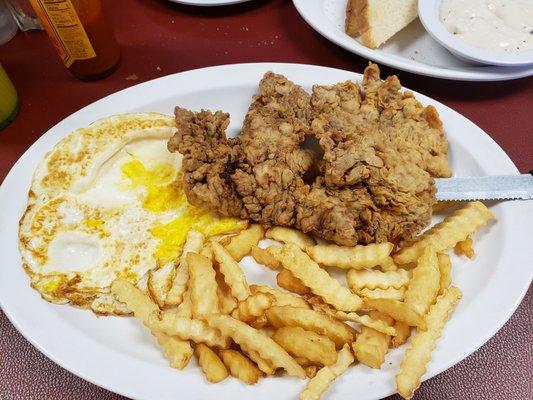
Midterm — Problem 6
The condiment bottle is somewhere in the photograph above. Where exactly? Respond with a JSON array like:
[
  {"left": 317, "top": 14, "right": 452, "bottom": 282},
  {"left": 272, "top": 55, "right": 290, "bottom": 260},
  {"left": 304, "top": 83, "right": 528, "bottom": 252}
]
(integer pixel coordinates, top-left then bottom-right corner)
[
  {"left": 0, "top": 63, "right": 19, "bottom": 130},
  {"left": 29, "top": 0, "right": 120, "bottom": 81}
]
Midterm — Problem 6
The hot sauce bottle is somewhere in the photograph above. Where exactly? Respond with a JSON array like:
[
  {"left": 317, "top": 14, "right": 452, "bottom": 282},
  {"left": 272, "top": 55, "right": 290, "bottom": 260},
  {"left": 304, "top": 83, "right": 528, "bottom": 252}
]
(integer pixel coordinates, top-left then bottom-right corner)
[{"left": 29, "top": 0, "right": 120, "bottom": 81}]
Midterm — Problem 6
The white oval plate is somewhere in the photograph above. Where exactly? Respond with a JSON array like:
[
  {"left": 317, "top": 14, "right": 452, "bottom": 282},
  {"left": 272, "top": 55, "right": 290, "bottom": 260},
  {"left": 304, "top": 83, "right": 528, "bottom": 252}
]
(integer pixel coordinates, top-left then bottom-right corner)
[
  {"left": 0, "top": 63, "right": 531, "bottom": 400},
  {"left": 167, "top": 0, "right": 254, "bottom": 6},
  {"left": 292, "top": 0, "right": 533, "bottom": 81}
]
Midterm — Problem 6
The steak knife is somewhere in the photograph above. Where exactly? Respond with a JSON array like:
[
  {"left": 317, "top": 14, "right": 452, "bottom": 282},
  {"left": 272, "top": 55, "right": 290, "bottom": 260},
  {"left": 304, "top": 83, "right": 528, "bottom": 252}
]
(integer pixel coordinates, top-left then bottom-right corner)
[{"left": 435, "top": 173, "right": 533, "bottom": 201}]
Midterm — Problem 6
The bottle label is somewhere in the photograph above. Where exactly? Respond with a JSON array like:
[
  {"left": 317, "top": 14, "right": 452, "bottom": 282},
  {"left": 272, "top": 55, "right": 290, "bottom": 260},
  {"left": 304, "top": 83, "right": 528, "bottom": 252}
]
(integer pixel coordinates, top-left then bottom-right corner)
[{"left": 30, "top": 0, "right": 96, "bottom": 67}]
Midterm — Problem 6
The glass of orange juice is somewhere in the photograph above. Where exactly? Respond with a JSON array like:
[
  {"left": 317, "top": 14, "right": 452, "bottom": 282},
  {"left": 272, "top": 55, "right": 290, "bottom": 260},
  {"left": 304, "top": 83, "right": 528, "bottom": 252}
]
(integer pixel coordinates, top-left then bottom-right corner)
[{"left": 0, "top": 63, "right": 19, "bottom": 130}]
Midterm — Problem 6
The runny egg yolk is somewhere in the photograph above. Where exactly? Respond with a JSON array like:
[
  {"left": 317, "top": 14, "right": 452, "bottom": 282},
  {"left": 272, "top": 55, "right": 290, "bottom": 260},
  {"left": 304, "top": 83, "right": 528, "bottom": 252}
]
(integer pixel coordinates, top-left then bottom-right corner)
[
  {"left": 150, "top": 208, "right": 247, "bottom": 265},
  {"left": 85, "top": 219, "right": 105, "bottom": 229},
  {"left": 121, "top": 157, "right": 248, "bottom": 266},
  {"left": 121, "top": 158, "right": 187, "bottom": 212}
]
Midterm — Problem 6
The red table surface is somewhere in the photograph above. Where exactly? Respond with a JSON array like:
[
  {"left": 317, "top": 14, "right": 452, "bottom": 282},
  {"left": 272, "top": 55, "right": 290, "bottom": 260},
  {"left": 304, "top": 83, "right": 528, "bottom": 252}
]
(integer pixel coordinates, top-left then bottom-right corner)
[{"left": 0, "top": 1, "right": 531, "bottom": 399}]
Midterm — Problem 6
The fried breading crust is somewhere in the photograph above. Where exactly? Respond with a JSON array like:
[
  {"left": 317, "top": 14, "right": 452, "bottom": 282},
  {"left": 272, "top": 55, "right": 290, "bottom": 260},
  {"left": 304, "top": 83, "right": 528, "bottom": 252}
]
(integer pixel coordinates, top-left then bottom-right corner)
[{"left": 168, "top": 64, "right": 451, "bottom": 246}]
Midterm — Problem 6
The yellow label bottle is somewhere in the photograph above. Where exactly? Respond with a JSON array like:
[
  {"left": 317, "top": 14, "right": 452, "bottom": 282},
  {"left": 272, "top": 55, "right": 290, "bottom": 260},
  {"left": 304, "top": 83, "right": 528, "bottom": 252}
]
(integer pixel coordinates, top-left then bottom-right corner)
[
  {"left": 0, "top": 64, "right": 19, "bottom": 130},
  {"left": 30, "top": 0, "right": 96, "bottom": 67},
  {"left": 29, "top": 0, "right": 120, "bottom": 80}
]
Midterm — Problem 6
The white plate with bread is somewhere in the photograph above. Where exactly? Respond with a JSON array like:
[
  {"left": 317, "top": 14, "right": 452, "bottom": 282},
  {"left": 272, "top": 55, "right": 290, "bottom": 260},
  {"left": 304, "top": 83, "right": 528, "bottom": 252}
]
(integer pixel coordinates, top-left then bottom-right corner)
[{"left": 292, "top": 0, "right": 533, "bottom": 81}]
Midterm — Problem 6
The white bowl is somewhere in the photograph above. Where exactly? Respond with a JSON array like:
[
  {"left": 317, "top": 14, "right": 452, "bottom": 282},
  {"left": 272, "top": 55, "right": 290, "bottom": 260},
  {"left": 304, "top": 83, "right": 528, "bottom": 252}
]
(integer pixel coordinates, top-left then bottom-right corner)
[{"left": 418, "top": 0, "right": 533, "bottom": 67}]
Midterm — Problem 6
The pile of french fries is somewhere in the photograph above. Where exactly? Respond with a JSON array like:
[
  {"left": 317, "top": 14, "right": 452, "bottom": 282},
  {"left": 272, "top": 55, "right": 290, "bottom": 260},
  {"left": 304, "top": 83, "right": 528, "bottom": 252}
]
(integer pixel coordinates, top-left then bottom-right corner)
[{"left": 111, "top": 201, "right": 493, "bottom": 400}]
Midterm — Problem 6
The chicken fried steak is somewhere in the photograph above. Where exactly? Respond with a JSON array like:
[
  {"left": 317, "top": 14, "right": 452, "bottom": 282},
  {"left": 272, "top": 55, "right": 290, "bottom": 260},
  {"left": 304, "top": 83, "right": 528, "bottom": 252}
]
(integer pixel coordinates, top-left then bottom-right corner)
[{"left": 167, "top": 64, "right": 451, "bottom": 246}]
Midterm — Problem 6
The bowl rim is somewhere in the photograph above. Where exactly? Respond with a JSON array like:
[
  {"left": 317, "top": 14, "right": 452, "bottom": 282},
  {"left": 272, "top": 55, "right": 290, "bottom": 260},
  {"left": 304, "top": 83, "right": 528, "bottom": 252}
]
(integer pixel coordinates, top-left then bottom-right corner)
[{"left": 418, "top": 0, "right": 533, "bottom": 67}]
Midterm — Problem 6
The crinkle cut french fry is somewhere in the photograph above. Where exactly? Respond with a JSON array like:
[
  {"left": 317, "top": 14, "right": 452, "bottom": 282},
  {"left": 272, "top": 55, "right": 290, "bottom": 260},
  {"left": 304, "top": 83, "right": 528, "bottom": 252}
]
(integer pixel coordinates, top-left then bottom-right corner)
[
  {"left": 454, "top": 236, "right": 475, "bottom": 259},
  {"left": 225, "top": 224, "right": 265, "bottom": 261},
  {"left": 147, "top": 262, "right": 175, "bottom": 308},
  {"left": 437, "top": 253, "right": 452, "bottom": 296},
  {"left": 304, "top": 294, "right": 336, "bottom": 317},
  {"left": 347, "top": 268, "right": 410, "bottom": 290},
  {"left": 165, "top": 230, "right": 204, "bottom": 306},
  {"left": 251, "top": 285, "right": 310, "bottom": 309},
  {"left": 112, "top": 280, "right": 158, "bottom": 323},
  {"left": 352, "top": 326, "right": 389, "bottom": 369},
  {"left": 272, "top": 326, "right": 338, "bottom": 366},
  {"left": 277, "top": 244, "right": 362, "bottom": 312},
  {"left": 217, "top": 286, "right": 237, "bottom": 315},
  {"left": 200, "top": 243, "right": 214, "bottom": 261},
  {"left": 266, "top": 306, "right": 355, "bottom": 348},
  {"left": 277, "top": 269, "right": 310, "bottom": 295},
  {"left": 207, "top": 315, "right": 306, "bottom": 378},
  {"left": 305, "top": 295, "right": 397, "bottom": 335},
  {"left": 231, "top": 293, "right": 273, "bottom": 322},
  {"left": 212, "top": 242, "right": 251, "bottom": 301},
  {"left": 188, "top": 252, "right": 219, "bottom": 319},
  {"left": 214, "top": 265, "right": 238, "bottom": 315},
  {"left": 394, "top": 201, "right": 492, "bottom": 264},
  {"left": 357, "top": 287, "right": 405, "bottom": 301},
  {"left": 299, "top": 344, "right": 354, "bottom": 400},
  {"left": 250, "top": 245, "right": 282, "bottom": 270},
  {"left": 249, "top": 314, "right": 268, "bottom": 329},
  {"left": 217, "top": 234, "right": 233, "bottom": 247},
  {"left": 432, "top": 200, "right": 456, "bottom": 213},
  {"left": 295, "top": 356, "right": 316, "bottom": 367},
  {"left": 378, "top": 256, "right": 398, "bottom": 272},
  {"left": 391, "top": 321, "right": 411, "bottom": 348},
  {"left": 220, "top": 349, "right": 262, "bottom": 385},
  {"left": 240, "top": 343, "right": 277, "bottom": 375},
  {"left": 334, "top": 310, "right": 397, "bottom": 336},
  {"left": 352, "top": 311, "right": 393, "bottom": 369},
  {"left": 306, "top": 242, "right": 393, "bottom": 269},
  {"left": 396, "top": 286, "right": 462, "bottom": 399},
  {"left": 305, "top": 366, "right": 319, "bottom": 378},
  {"left": 111, "top": 280, "right": 193, "bottom": 369},
  {"left": 156, "top": 333, "right": 194, "bottom": 370},
  {"left": 259, "top": 326, "right": 275, "bottom": 337},
  {"left": 266, "top": 226, "right": 316, "bottom": 249},
  {"left": 176, "top": 289, "right": 192, "bottom": 318},
  {"left": 363, "top": 298, "right": 426, "bottom": 329},
  {"left": 151, "top": 311, "right": 230, "bottom": 348},
  {"left": 372, "top": 309, "right": 394, "bottom": 325},
  {"left": 195, "top": 343, "right": 228, "bottom": 383},
  {"left": 404, "top": 247, "right": 441, "bottom": 316}
]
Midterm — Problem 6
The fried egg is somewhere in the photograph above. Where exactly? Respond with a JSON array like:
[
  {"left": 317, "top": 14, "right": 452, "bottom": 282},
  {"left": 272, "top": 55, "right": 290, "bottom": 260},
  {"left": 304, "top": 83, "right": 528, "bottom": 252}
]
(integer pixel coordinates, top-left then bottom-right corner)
[{"left": 19, "top": 113, "right": 246, "bottom": 314}]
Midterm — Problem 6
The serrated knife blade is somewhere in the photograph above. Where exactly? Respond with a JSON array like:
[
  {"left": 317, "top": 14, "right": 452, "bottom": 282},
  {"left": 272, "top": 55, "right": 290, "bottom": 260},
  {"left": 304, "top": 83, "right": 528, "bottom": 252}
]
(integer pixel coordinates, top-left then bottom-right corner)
[{"left": 435, "top": 173, "right": 533, "bottom": 201}]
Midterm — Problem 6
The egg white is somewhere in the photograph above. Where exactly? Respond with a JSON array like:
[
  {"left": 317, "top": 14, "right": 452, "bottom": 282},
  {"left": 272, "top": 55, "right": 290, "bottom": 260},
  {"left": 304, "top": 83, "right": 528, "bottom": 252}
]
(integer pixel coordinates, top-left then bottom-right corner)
[
  {"left": 19, "top": 113, "right": 179, "bottom": 314},
  {"left": 20, "top": 113, "right": 247, "bottom": 315}
]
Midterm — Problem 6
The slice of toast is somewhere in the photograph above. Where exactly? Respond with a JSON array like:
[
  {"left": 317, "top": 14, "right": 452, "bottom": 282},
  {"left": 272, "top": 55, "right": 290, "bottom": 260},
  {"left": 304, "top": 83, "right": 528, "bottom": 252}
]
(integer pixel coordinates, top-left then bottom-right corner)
[{"left": 345, "top": 0, "right": 418, "bottom": 49}]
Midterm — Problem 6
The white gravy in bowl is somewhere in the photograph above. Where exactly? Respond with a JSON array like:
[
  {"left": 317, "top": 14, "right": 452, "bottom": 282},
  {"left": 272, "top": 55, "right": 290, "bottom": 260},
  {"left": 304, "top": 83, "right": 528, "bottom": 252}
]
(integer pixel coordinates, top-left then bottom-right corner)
[{"left": 440, "top": 0, "right": 533, "bottom": 52}]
